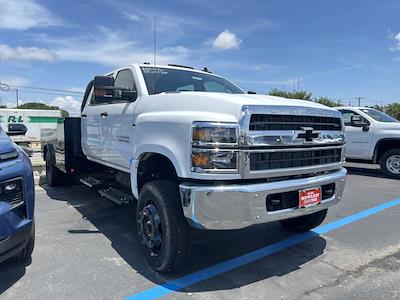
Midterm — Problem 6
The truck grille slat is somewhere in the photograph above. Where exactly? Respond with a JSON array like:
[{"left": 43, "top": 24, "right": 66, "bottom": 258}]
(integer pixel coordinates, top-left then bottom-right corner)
[
  {"left": 250, "top": 148, "right": 342, "bottom": 171},
  {"left": 249, "top": 114, "right": 342, "bottom": 131},
  {"left": 2, "top": 191, "right": 24, "bottom": 206}
]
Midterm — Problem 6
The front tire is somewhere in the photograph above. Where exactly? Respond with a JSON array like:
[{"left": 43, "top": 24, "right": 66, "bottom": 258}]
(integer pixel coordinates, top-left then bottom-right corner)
[
  {"left": 380, "top": 149, "right": 400, "bottom": 179},
  {"left": 11, "top": 224, "right": 35, "bottom": 263},
  {"left": 280, "top": 209, "right": 328, "bottom": 232},
  {"left": 137, "top": 180, "right": 191, "bottom": 273}
]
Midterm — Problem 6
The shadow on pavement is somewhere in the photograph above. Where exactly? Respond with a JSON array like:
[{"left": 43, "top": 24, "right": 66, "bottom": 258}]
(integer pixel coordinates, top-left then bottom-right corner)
[
  {"left": 346, "top": 165, "right": 385, "bottom": 179},
  {"left": 28, "top": 183, "right": 326, "bottom": 293},
  {"left": 0, "top": 259, "right": 30, "bottom": 294}
]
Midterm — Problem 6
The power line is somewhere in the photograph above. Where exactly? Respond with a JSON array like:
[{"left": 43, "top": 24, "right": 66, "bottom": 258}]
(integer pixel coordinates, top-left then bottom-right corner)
[
  {"left": 1, "top": 88, "right": 82, "bottom": 96},
  {"left": 10, "top": 84, "right": 84, "bottom": 94},
  {"left": 0, "top": 81, "right": 84, "bottom": 95}
]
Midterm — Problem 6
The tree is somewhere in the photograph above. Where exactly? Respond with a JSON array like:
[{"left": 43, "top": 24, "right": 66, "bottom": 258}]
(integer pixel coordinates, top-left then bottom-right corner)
[
  {"left": 268, "top": 88, "right": 342, "bottom": 108},
  {"left": 268, "top": 88, "right": 312, "bottom": 100},
  {"left": 0, "top": 105, "right": 6, "bottom": 109},
  {"left": 315, "top": 97, "right": 342, "bottom": 108},
  {"left": 367, "top": 104, "right": 384, "bottom": 112},
  {"left": 386, "top": 103, "right": 400, "bottom": 120},
  {"left": 17, "top": 102, "right": 69, "bottom": 117}
]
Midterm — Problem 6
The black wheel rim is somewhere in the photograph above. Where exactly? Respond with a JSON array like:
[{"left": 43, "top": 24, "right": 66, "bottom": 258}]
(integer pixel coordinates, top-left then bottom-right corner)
[{"left": 138, "top": 203, "right": 162, "bottom": 256}]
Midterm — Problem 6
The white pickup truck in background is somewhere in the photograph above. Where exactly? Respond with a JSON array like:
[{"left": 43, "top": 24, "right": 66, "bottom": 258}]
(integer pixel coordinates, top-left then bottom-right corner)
[
  {"left": 43, "top": 64, "right": 347, "bottom": 272},
  {"left": 336, "top": 107, "right": 400, "bottom": 178}
]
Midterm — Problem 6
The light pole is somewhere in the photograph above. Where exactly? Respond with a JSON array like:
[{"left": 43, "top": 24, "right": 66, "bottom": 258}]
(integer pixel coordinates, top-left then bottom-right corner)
[{"left": 0, "top": 81, "right": 19, "bottom": 107}]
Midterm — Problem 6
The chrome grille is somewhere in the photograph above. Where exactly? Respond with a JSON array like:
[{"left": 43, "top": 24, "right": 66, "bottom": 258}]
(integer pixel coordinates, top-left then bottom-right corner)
[
  {"left": 249, "top": 148, "right": 342, "bottom": 171},
  {"left": 249, "top": 114, "right": 342, "bottom": 131},
  {"left": 239, "top": 106, "right": 345, "bottom": 179}
]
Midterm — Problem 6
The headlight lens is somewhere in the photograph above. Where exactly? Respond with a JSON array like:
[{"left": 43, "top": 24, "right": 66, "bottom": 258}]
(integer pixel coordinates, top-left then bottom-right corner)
[
  {"left": 191, "top": 122, "right": 239, "bottom": 173},
  {"left": 192, "top": 122, "right": 238, "bottom": 146},
  {"left": 191, "top": 149, "right": 237, "bottom": 171}
]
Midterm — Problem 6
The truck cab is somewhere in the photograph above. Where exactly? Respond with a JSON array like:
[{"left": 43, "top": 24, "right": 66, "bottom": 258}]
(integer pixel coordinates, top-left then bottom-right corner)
[
  {"left": 45, "top": 64, "right": 347, "bottom": 272},
  {"left": 336, "top": 107, "right": 400, "bottom": 178}
]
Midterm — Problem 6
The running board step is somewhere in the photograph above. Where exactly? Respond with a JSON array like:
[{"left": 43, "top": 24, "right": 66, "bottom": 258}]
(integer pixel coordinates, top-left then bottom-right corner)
[
  {"left": 98, "top": 187, "right": 134, "bottom": 206},
  {"left": 80, "top": 177, "right": 103, "bottom": 188}
]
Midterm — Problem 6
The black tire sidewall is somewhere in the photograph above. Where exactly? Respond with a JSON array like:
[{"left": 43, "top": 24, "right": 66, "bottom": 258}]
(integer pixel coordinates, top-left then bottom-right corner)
[
  {"left": 380, "top": 149, "right": 400, "bottom": 179},
  {"left": 45, "top": 155, "right": 54, "bottom": 186},
  {"left": 136, "top": 180, "right": 189, "bottom": 272},
  {"left": 137, "top": 186, "right": 172, "bottom": 270}
]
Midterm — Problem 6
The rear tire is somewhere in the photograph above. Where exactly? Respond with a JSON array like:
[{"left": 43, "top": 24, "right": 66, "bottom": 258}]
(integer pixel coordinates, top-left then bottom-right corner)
[
  {"left": 280, "top": 209, "right": 328, "bottom": 232},
  {"left": 380, "top": 148, "right": 400, "bottom": 179},
  {"left": 136, "top": 180, "right": 191, "bottom": 273},
  {"left": 45, "top": 153, "right": 63, "bottom": 186}
]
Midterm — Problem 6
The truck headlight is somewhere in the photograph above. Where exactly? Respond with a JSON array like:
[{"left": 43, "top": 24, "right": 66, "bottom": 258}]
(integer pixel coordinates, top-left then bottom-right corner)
[
  {"left": 191, "top": 122, "right": 239, "bottom": 173},
  {"left": 192, "top": 122, "right": 238, "bottom": 146},
  {"left": 192, "top": 149, "right": 237, "bottom": 171}
]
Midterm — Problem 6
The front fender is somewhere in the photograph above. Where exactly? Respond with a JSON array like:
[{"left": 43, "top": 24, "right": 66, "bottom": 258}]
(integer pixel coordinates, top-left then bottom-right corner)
[{"left": 130, "top": 144, "right": 186, "bottom": 199}]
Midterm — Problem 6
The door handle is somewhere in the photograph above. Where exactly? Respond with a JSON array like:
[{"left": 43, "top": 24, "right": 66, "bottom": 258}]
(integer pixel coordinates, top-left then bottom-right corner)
[
  {"left": 100, "top": 112, "right": 108, "bottom": 118},
  {"left": 81, "top": 114, "right": 87, "bottom": 119}
]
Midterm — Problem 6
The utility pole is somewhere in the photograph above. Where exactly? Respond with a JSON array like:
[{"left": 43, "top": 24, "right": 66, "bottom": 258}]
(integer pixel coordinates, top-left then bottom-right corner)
[
  {"left": 355, "top": 97, "right": 363, "bottom": 107},
  {"left": 15, "top": 88, "right": 19, "bottom": 107},
  {"left": 153, "top": 16, "right": 156, "bottom": 66}
]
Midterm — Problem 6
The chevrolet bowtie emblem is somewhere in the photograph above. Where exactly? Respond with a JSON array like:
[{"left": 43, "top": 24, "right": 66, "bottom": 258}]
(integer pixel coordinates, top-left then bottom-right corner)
[{"left": 298, "top": 127, "right": 319, "bottom": 142}]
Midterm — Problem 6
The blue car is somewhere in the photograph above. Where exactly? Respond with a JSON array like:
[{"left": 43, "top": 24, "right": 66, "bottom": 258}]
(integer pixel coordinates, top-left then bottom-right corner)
[{"left": 0, "top": 125, "right": 35, "bottom": 264}]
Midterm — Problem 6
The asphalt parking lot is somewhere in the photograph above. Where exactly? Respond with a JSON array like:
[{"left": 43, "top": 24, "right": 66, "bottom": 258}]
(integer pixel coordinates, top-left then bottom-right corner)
[{"left": 1, "top": 163, "right": 399, "bottom": 300}]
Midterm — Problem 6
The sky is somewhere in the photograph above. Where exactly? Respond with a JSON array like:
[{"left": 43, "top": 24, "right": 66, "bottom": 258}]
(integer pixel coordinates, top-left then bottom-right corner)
[{"left": 0, "top": 0, "right": 399, "bottom": 115}]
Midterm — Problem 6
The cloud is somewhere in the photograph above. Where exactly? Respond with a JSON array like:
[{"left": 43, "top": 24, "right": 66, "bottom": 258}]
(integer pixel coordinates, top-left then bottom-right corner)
[
  {"left": 395, "top": 33, "right": 400, "bottom": 50},
  {"left": 389, "top": 32, "right": 400, "bottom": 61},
  {"left": 236, "top": 78, "right": 296, "bottom": 86},
  {"left": 50, "top": 27, "right": 189, "bottom": 67},
  {"left": 124, "top": 13, "right": 141, "bottom": 22},
  {"left": 0, "top": 44, "right": 57, "bottom": 62},
  {"left": 0, "top": 75, "right": 29, "bottom": 86},
  {"left": 66, "top": 87, "right": 85, "bottom": 93},
  {"left": 0, "top": 0, "right": 61, "bottom": 30},
  {"left": 51, "top": 96, "right": 81, "bottom": 117},
  {"left": 212, "top": 30, "right": 242, "bottom": 50}
]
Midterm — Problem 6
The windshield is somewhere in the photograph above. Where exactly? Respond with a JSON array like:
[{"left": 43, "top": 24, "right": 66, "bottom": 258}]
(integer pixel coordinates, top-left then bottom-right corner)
[
  {"left": 140, "top": 67, "right": 244, "bottom": 95},
  {"left": 360, "top": 108, "right": 399, "bottom": 123}
]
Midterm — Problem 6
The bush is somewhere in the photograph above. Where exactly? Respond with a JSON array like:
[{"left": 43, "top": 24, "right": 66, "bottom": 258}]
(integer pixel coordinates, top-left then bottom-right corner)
[{"left": 268, "top": 89, "right": 342, "bottom": 107}]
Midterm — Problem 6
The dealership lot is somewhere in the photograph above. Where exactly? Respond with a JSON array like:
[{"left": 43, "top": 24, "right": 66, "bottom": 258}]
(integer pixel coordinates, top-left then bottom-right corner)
[{"left": 0, "top": 164, "right": 399, "bottom": 300}]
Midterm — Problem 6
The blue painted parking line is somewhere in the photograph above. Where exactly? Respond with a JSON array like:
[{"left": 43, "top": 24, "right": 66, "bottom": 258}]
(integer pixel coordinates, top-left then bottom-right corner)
[{"left": 125, "top": 198, "right": 400, "bottom": 300}]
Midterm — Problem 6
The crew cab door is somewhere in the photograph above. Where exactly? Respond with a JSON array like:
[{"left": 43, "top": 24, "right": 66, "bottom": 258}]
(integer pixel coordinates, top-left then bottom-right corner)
[
  {"left": 339, "top": 109, "right": 373, "bottom": 159},
  {"left": 100, "top": 68, "right": 139, "bottom": 171},
  {"left": 81, "top": 82, "right": 103, "bottom": 159}
]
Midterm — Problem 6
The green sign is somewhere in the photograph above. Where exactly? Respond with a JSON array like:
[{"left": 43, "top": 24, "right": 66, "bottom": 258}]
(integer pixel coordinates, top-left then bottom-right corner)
[
  {"left": 28, "top": 116, "right": 61, "bottom": 123},
  {"left": 7, "top": 116, "right": 24, "bottom": 123},
  {"left": 0, "top": 115, "right": 61, "bottom": 123}
]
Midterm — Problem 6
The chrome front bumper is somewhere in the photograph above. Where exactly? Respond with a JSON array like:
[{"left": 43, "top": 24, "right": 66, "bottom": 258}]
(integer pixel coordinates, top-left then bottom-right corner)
[{"left": 180, "top": 168, "right": 347, "bottom": 230}]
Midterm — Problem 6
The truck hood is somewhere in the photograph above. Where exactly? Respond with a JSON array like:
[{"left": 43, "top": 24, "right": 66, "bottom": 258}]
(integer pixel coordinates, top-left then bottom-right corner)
[
  {"left": 165, "top": 92, "right": 333, "bottom": 109},
  {"left": 0, "top": 128, "right": 16, "bottom": 154},
  {"left": 376, "top": 122, "right": 400, "bottom": 130},
  {"left": 140, "top": 92, "right": 340, "bottom": 122}
]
